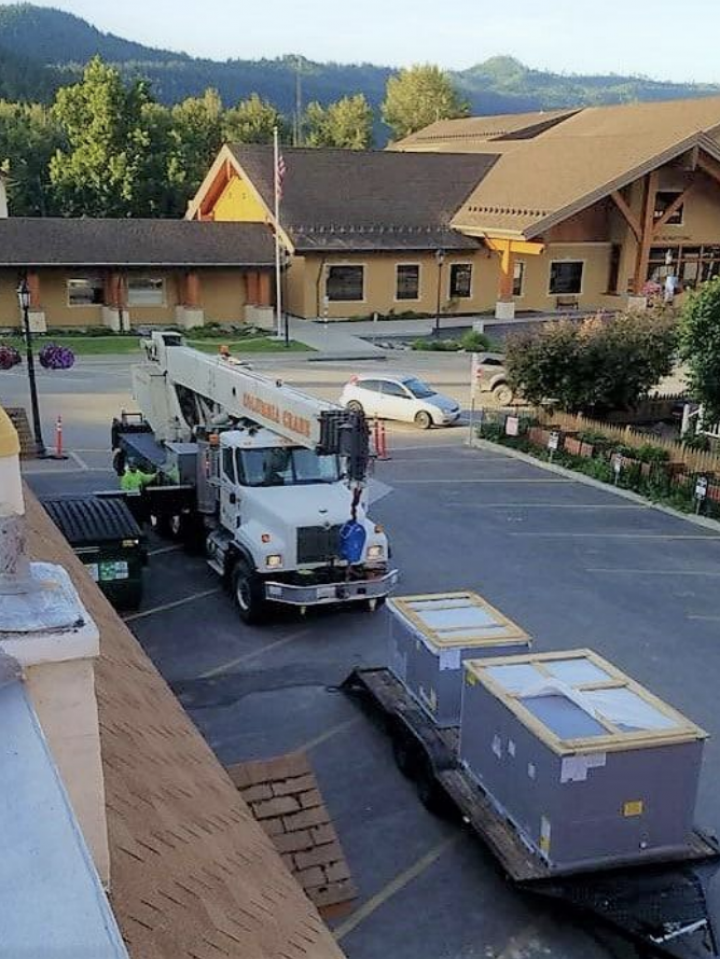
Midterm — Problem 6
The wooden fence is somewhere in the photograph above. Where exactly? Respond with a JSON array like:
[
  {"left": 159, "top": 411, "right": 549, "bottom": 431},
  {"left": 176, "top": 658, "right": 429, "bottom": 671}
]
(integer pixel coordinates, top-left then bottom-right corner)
[{"left": 534, "top": 408, "right": 720, "bottom": 475}]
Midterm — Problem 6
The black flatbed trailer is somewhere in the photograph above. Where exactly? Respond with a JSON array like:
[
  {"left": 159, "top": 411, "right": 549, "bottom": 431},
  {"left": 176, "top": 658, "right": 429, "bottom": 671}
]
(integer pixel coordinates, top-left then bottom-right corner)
[{"left": 341, "top": 666, "right": 720, "bottom": 959}]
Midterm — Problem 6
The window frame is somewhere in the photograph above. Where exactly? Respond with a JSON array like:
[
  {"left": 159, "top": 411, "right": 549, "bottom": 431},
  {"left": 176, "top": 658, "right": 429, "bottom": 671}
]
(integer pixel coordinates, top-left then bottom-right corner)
[
  {"left": 654, "top": 190, "right": 685, "bottom": 227},
  {"left": 380, "top": 380, "right": 413, "bottom": 399},
  {"left": 127, "top": 276, "right": 166, "bottom": 308},
  {"left": 548, "top": 260, "right": 585, "bottom": 296},
  {"left": 512, "top": 260, "right": 526, "bottom": 298},
  {"left": 325, "top": 264, "right": 366, "bottom": 303},
  {"left": 67, "top": 276, "right": 104, "bottom": 308},
  {"left": 448, "top": 262, "right": 473, "bottom": 299},
  {"left": 394, "top": 263, "right": 421, "bottom": 302}
]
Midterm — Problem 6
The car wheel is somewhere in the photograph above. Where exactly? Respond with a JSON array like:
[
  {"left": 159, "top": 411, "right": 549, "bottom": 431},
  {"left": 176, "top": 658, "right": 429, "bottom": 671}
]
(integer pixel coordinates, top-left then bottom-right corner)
[
  {"left": 346, "top": 400, "right": 364, "bottom": 415},
  {"left": 414, "top": 410, "right": 433, "bottom": 430},
  {"left": 231, "top": 561, "right": 267, "bottom": 625},
  {"left": 492, "top": 382, "right": 514, "bottom": 406}
]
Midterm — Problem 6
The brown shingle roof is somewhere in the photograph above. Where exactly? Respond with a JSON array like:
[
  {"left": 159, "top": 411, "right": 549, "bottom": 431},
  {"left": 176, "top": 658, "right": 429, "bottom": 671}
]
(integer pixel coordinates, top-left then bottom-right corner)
[
  {"left": 393, "top": 109, "right": 578, "bottom": 150},
  {"left": 227, "top": 144, "right": 497, "bottom": 251},
  {"left": 24, "top": 489, "right": 345, "bottom": 959},
  {"left": 0, "top": 218, "right": 275, "bottom": 267},
  {"left": 449, "top": 96, "right": 720, "bottom": 237}
]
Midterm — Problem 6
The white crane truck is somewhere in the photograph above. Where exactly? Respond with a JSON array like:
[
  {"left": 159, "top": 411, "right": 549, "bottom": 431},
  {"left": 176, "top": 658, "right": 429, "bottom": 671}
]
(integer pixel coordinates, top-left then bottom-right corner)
[{"left": 111, "top": 331, "right": 397, "bottom": 623}]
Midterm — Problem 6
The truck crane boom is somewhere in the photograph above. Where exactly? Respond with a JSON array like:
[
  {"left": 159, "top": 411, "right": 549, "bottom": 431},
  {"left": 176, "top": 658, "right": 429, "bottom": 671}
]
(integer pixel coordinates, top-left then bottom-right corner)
[{"left": 134, "top": 331, "right": 369, "bottom": 484}]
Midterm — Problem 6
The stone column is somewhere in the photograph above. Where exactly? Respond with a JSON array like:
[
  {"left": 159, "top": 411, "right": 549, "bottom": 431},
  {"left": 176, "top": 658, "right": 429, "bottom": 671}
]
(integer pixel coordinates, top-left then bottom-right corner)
[{"left": 175, "top": 271, "right": 205, "bottom": 330}]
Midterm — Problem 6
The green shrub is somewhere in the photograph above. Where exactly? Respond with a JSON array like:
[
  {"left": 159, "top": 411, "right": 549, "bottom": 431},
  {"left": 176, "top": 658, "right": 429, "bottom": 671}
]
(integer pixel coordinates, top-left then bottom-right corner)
[
  {"left": 635, "top": 443, "right": 671, "bottom": 464},
  {"left": 577, "top": 429, "right": 613, "bottom": 452},
  {"left": 411, "top": 337, "right": 460, "bottom": 352},
  {"left": 505, "top": 310, "right": 677, "bottom": 415},
  {"left": 459, "top": 330, "right": 490, "bottom": 352},
  {"left": 683, "top": 432, "right": 711, "bottom": 451}
]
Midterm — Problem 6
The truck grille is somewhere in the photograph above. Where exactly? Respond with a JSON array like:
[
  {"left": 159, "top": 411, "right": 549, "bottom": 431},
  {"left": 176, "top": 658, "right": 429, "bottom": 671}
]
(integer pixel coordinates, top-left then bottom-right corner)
[{"left": 297, "top": 525, "right": 343, "bottom": 565}]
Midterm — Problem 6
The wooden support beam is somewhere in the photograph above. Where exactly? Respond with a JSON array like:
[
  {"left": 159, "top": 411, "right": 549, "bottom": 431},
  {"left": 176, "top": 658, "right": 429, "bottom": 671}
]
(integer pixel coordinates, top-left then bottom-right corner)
[
  {"left": 633, "top": 170, "right": 659, "bottom": 295},
  {"left": 652, "top": 184, "right": 694, "bottom": 234},
  {"left": 485, "top": 237, "right": 544, "bottom": 256},
  {"left": 697, "top": 153, "right": 720, "bottom": 188},
  {"left": 257, "top": 271, "right": 272, "bottom": 307},
  {"left": 184, "top": 271, "right": 201, "bottom": 308},
  {"left": 498, "top": 245, "right": 514, "bottom": 302},
  {"left": 610, "top": 190, "right": 642, "bottom": 241},
  {"left": 26, "top": 272, "right": 41, "bottom": 309}
]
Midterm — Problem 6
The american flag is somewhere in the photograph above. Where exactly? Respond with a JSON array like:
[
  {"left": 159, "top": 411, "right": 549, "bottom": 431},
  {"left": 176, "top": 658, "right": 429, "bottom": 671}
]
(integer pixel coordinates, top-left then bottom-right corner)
[{"left": 275, "top": 152, "right": 287, "bottom": 201}]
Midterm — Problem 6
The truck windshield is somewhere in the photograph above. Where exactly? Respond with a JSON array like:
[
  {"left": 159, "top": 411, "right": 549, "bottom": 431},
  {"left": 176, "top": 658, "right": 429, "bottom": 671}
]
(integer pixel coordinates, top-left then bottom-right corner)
[
  {"left": 236, "top": 448, "right": 341, "bottom": 487},
  {"left": 403, "top": 377, "right": 436, "bottom": 399}
]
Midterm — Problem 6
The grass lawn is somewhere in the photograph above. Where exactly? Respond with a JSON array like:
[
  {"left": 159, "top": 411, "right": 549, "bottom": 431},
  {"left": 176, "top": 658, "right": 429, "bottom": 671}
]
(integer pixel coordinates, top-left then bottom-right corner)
[{"left": 0, "top": 334, "right": 312, "bottom": 356}]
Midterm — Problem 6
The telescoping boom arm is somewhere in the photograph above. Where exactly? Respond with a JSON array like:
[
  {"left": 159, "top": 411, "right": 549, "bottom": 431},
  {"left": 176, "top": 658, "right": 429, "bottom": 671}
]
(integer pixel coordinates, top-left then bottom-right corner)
[{"left": 139, "top": 331, "right": 370, "bottom": 482}]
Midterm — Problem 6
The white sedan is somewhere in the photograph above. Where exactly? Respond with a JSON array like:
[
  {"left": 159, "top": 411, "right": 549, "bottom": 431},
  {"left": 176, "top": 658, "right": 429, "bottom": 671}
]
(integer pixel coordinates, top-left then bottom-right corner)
[{"left": 339, "top": 374, "right": 461, "bottom": 429}]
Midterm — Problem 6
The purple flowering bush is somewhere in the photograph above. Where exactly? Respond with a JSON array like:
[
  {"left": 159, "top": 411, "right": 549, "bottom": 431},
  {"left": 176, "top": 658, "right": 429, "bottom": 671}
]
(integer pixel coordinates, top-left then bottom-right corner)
[
  {"left": 38, "top": 343, "right": 75, "bottom": 370},
  {"left": 0, "top": 343, "right": 21, "bottom": 370}
]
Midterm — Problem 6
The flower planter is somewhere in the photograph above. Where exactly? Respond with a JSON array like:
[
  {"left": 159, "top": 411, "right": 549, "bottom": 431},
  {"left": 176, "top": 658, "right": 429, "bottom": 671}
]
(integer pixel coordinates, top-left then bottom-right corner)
[{"left": 528, "top": 426, "right": 561, "bottom": 450}]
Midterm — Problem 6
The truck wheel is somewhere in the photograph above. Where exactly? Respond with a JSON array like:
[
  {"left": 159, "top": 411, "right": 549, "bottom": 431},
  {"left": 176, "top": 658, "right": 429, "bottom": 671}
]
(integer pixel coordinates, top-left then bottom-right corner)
[
  {"left": 365, "top": 596, "right": 386, "bottom": 612},
  {"left": 231, "top": 561, "right": 267, "bottom": 625},
  {"left": 414, "top": 410, "right": 433, "bottom": 430},
  {"left": 492, "top": 382, "right": 514, "bottom": 406}
]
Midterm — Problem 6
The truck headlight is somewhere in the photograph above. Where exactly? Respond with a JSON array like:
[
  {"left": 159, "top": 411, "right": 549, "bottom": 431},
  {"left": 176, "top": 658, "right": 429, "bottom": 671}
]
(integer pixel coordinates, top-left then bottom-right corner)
[
  {"left": 367, "top": 545, "right": 384, "bottom": 560},
  {"left": 266, "top": 554, "right": 283, "bottom": 568}
]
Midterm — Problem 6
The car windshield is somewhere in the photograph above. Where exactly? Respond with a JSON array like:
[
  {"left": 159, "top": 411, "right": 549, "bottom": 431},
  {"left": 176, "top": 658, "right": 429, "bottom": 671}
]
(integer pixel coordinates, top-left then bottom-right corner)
[
  {"left": 236, "top": 447, "right": 341, "bottom": 487},
  {"left": 402, "top": 377, "right": 436, "bottom": 399}
]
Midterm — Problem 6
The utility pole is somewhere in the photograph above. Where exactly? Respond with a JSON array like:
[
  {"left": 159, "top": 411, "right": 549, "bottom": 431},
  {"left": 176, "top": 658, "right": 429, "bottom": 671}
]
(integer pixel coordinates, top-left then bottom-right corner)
[{"left": 294, "top": 55, "right": 303, "bottom": 147}]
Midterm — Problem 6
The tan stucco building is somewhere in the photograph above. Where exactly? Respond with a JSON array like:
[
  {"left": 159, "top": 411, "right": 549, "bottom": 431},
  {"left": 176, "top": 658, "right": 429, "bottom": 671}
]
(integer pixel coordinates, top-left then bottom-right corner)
[
  {"left": 0, "top": 218, "right": 275, "bottom": 331},
  {"left": 189, "top": 96, "right": 720, "bottom": 321}
]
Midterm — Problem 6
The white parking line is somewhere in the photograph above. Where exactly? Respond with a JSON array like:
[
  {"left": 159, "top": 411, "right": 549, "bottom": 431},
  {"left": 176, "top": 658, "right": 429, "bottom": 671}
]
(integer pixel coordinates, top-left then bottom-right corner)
[
  {"left": 123, "top": 587, "right": 222, "bottom": 623},
  {"left": 450, "top": 503, "right": 648, "bottom": 510},
  {"left": 198, "top": 626, "right": 312, "bottom": 679},
  {"left": 515, "top": 532, "right": 720, "bottom": 540},
  {"left": 589, "top": 567, "right": 720, "bottom": 575},
  {"left": 393, "top": 478, "right": 573, "bottom": 485}
]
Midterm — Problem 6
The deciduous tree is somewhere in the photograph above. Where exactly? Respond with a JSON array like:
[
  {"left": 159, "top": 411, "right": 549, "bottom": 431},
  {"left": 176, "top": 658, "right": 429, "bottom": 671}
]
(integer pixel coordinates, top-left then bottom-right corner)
[
  {"left": 680, "top": 278, "right": 720, "bottom": 423},
  {"left": 223, "top": 93, "right": 287, "bottom": 144},
  {"left": 381, "top": 64, "right": 469, "bottom": 140},
  {"left": 304, "top": 94, "right": 373, "bottom": 149},
  {"left": 506, "top": 312, "right": 677, "bottom": 414}
]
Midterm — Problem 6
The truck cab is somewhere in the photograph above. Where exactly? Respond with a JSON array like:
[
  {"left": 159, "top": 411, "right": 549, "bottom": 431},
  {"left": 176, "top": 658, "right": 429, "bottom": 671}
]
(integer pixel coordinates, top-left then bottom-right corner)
[{"left": 205, "top": 428, "right": 392, "bottom": 622}]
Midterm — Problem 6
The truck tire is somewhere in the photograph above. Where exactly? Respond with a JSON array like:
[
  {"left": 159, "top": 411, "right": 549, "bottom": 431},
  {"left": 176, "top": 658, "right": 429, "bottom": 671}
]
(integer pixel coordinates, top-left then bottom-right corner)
[
  {"left": 231, "top": 560, "right": 267, "bottom": 625},
  {"left": 492, "top": 382, "right": 514, "bottom": 406}
]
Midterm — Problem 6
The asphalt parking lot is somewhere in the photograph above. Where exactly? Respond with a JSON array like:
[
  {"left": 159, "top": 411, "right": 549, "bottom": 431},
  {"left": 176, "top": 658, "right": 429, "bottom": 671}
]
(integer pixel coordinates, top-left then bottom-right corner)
[{"left": 23, "top": 417, "right": 720, "bottom": 959}]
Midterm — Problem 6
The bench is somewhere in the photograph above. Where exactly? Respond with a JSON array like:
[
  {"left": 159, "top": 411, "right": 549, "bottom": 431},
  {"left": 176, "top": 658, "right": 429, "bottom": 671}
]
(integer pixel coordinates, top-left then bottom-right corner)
[{"left": 556, "top": 295, "right": 580, "bottom": 310}]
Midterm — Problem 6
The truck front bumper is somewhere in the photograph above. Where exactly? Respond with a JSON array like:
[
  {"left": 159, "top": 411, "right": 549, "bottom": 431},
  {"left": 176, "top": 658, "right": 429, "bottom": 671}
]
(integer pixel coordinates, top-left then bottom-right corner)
[{"left": 264, "top": 569, "right": 399, "bottom": 607}]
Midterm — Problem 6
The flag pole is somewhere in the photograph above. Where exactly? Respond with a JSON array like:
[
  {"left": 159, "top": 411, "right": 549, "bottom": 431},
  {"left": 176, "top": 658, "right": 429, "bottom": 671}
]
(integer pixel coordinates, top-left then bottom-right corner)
[{"left": 273, "top": 125, "right": 283, "bottom": 340}]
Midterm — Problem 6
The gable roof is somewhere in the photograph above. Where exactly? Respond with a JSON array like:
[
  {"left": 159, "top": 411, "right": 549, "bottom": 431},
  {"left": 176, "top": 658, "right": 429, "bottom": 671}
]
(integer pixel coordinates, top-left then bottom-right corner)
[
  {"left": 226, "top": 145, "right": 498, "bottom": 252},
  {"left": 25, "top": 489, "right": 345, "bottom": 959},
  {"left": 393, "top": 109, "right": 579, "bottom": 152},
  {"left": 448, "top": 96, "right": 720, "bottom": 238},
  {"left": 0, "top": 218, "right": 275, "bottom": 267}
]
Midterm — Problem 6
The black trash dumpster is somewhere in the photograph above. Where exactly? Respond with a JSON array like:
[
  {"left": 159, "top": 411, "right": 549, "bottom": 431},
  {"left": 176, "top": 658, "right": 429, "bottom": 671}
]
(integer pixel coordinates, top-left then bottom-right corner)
[{"left": 41, "top": 495, "right": 147, "bottom": 610}]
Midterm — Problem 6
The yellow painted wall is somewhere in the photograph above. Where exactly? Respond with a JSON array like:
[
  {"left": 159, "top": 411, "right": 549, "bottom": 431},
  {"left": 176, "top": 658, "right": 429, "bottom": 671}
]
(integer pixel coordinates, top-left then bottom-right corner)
[
  {"left": 0, "top": 268, "right": 248, "bottom": 328},
  {"left": 200, "top": 270, "right": 247, "bottom": 322},
  {"left": 290, "top": 250, "right": 498, "bottom": 319},
  {"left": 212, "top": 174, "right": 268, "bottom": 223},
  {"left": 519, "top": 244, "right": 617, "bottom": 312}
]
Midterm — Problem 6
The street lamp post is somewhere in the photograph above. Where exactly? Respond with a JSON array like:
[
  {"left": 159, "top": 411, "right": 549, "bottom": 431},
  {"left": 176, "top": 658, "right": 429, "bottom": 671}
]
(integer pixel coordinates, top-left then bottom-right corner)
[
  {"left": 434, "top": 249, "right": 446, "bottom": 336},
  {"left": 17, "top": 278, "right": 46, "bottom": 457}
]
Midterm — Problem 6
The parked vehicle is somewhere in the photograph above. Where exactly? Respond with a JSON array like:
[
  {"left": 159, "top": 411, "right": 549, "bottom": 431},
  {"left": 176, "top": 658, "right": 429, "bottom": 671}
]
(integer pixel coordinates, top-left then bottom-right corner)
[
  {"left": 339, "top": 374, "right": 461, "bottom": 429},
  {"left": 112, "top": 331, "right": 397, "bottom": 624},
  {"left": 473, "top": 352, "right": 516, "bottom": 406}
]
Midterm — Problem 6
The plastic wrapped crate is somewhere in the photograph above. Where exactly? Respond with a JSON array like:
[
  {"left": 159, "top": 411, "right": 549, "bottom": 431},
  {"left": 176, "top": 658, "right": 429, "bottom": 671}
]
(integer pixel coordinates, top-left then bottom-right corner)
[
  {"left": 387, "top": 592, "right": 531, "bottom": 727},
  {"left": 460, "top": 649, "right": 707, "bottom": 870}
]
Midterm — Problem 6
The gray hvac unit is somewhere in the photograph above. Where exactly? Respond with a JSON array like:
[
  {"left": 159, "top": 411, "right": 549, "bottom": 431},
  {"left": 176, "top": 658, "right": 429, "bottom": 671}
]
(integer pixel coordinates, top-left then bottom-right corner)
[
  {"left": 459, "top": 649, "right": 707, "bottom": 871},
  {"left": 387, "top": 592, "right": 531, "bottom": 727}
]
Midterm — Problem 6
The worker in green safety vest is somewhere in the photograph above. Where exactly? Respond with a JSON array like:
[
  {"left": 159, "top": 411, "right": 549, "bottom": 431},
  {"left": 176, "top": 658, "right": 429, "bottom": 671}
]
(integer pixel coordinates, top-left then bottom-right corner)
[{"left": 120, "top": 458, "right": 157, "bottom": 493}]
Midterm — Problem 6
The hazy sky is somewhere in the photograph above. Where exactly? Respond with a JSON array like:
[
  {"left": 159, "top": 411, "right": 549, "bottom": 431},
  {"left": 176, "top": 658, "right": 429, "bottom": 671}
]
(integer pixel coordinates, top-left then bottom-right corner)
[{"left": 24, "top": 0, "right": 720, "bottom": 83}]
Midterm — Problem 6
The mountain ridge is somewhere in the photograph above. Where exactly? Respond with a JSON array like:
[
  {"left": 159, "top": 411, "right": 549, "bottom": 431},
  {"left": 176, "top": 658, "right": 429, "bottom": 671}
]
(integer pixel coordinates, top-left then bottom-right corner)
[{"left": 0, "top": 4, "right": 718, "bottom": 118}]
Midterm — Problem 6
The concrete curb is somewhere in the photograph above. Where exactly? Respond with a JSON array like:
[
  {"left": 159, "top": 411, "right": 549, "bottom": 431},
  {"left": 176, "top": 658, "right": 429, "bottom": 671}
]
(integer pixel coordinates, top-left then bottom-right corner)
[{"left": 468, "top": 436, "right": 720, "bottom": 534}]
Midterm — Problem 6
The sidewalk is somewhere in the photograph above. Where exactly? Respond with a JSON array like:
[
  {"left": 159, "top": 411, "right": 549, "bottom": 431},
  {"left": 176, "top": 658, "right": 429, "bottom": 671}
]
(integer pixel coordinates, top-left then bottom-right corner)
[{"left": 287, "top": 317, "right": 386, "bottom": 360}]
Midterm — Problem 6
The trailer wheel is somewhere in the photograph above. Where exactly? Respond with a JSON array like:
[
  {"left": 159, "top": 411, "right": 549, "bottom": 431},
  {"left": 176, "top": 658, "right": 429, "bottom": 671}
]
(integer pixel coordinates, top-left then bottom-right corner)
[
  {"left": 231, "top": 561, "right": 267, "bottom": 625},
  {"left": 392, "top": 733, "right": 421, "bottom": 779},
  {"left": 416, "top": 760, "right": 449, "bottom": 816}
]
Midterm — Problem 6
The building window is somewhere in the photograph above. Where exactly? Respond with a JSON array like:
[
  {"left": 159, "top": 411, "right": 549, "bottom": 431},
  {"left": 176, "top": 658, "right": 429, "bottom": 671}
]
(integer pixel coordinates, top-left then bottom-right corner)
[
  {"left": 513, "top": 261, "right": 525, "bottom": 297},
  {"left": 449, "top": 263, "right": 472, "bottom": 298},
  {"left": 549, "top": 261, "right": 584, "bottom": 295},
  {"left": 127, "top": 277, "right": 165, "bottom": 307},
  {"left": 646, "top": 245, "right": 720, "bottom": 291},
  {"left": 67, "top": 276, "right": 103, "bottom": 307},
  {"left": 396, "top": 264, "right": 420, "bottom": 300},
  {"left": 654, "top": 191, "right": 684, "bottom": 226},
  {"left": 326, "top": 265, "right": 364, "bottom": 302}
]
